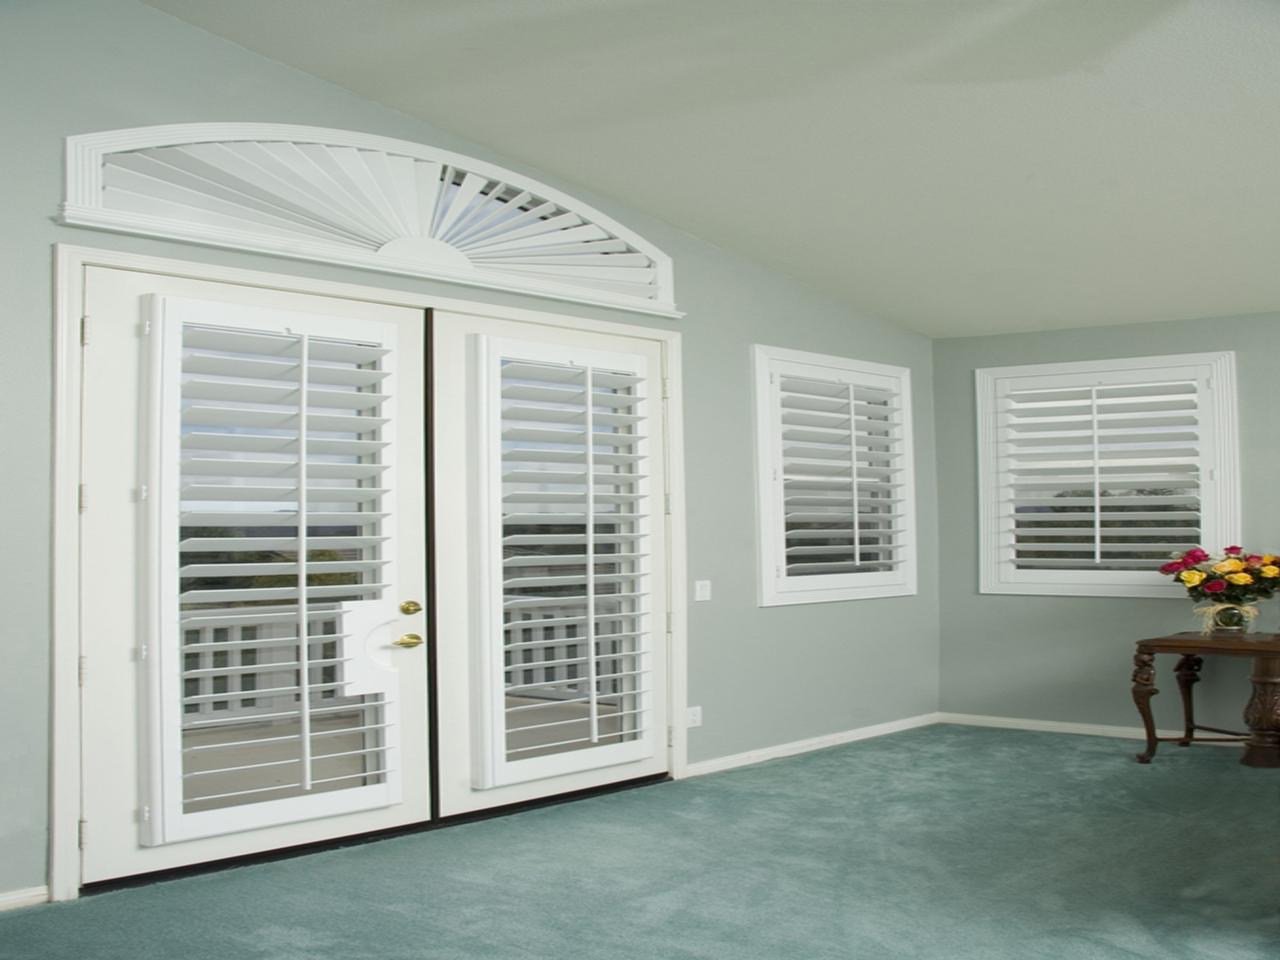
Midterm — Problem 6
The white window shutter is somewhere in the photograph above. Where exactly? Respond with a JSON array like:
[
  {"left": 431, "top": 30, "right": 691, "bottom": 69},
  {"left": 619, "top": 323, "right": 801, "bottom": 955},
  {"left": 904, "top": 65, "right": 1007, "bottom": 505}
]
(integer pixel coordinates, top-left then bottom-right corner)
[
  {"left": 754, "top": 345, "right": 918, "bottom": 606},
  {"left": 144, "top": 296, "right": 402, "bottom": 844},
  {"left": 977, "top": 352, "right": 1240, "bottom": 597},
  {"left": 475, "top": 337, "right": 658, "bottom": 788}
]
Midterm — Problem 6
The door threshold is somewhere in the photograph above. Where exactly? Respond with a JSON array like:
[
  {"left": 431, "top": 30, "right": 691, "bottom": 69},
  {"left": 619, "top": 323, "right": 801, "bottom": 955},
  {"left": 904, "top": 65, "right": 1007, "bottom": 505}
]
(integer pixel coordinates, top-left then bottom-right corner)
[{"left": 80, "top": 772, "right": 670, "bottom": 896}]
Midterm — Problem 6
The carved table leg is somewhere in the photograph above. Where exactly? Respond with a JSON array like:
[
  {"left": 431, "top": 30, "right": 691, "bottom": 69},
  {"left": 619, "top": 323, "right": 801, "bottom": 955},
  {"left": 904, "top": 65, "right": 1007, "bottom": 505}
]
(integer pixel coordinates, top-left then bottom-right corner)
[
  {"left": 1132, "top": 651, "right": 1159, "bottom": 763},
  {"left": 1242, "top": 655, "right": 1280, "bottom": 768},
  {"left": 1174, "top": 654, "right": 1203, "bottom": 746}
]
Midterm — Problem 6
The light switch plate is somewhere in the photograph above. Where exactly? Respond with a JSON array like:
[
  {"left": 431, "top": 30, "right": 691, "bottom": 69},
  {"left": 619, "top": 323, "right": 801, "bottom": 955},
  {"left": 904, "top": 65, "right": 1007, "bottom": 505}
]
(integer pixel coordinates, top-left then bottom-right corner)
[
  {"left": 687, "top": 706, "right": 703, "bottom": 728},
  {"left": 694, "top": 580, "right": 712, "bottom": 602}
]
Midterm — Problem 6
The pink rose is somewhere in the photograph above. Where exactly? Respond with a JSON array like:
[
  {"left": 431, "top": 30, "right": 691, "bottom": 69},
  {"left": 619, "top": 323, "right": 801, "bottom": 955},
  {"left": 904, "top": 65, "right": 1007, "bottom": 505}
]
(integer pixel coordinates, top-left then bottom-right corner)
[
  {"left": 1247, "top": 555, "right": 1264, "bottom": 565},
  {"left": 1203, "top": 579, "right": 1227, "bottom": 593},
  {"left": 1159, "top": 561, "right": 1186, "bottom": 575},
  {"left": 1225, "top": 545, "right": 1242, "bottom": 555}
]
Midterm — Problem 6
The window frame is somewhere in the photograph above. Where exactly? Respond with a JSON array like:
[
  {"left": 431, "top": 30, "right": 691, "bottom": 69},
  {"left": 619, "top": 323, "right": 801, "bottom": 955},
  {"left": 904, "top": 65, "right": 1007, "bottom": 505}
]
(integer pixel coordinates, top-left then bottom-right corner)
[
  {"left": 753, "top": 344, "right": 918, "bottom": 607},
  {"left": 976, "top": 351, "right": 1240, "bottom": 599}
]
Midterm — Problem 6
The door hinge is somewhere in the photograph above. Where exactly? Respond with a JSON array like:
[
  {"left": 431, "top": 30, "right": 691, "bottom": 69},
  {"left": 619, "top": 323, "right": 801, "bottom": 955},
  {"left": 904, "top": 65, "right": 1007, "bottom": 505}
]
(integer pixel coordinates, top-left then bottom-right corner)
[
  {"left": 77, "top": 819, "right": 87, "bottom": 850},
  {"left": 77, "top": 656, "right": 87, "bottom": 687},
  {"left": 665, "top": 610, "right": 673, "bottom": 633},
  {"left": 79, "top": 316, "right": 89, "bottom": 347},
  {"left": 664, "top": 493, "right": 672, "bottom": 516},
  {"left": 78, "top": 484, "right": 87, "bottom": 513},
  {"left": 667, "top": 725, "right": 674, "bottom": 748},
  {"left": 661, "top": 377, "right": 671, "bottom": 400}
]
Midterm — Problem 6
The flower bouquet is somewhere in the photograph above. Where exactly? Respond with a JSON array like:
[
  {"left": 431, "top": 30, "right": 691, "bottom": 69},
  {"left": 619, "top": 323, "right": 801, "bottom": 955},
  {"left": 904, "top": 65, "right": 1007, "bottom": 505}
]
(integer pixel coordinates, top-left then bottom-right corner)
[{"left": 1158, "top": 546, "right": 1280, "bottom": 633}]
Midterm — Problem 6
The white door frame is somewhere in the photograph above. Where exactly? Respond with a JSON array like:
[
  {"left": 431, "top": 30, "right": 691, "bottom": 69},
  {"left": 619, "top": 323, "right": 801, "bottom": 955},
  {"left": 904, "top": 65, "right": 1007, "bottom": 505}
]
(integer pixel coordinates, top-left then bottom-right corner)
[{"left": 50, "top": 243, "right": 690, "bottom": 901}]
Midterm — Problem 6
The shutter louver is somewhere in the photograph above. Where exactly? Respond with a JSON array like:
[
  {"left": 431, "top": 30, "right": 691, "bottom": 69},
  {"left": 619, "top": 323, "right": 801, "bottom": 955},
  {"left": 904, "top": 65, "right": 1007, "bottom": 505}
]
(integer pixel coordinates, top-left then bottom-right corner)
[
  {"left": 496, "top": 354, "right": 650, "bottom": 764},
  {"left": 172, "top": 317, "right": 391, "bottom": 815},
  {"left": 1001, "top": 381, "right": 1203, "bottom": 571}
]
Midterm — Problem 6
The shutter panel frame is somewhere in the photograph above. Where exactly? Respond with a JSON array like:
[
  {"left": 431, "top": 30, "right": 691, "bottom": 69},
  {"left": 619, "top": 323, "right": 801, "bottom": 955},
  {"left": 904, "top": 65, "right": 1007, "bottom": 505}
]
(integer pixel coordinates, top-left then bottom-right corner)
[
  {"left": 977, "top": 352, "right": 1240, "bottom": 598},
  {"left": 753, "top": 345, "right": 919, "bottom": 607}
]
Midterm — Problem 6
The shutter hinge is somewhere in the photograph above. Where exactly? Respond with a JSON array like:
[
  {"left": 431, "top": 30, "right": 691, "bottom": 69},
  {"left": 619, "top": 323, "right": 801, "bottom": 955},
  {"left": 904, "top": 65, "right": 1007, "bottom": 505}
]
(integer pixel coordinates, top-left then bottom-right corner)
[
  {"left": 139, "top": 805, "right": 151, "bottom": 823},
  {"left": 77, "top": 656, "right": 87, "bottom": 687},
  {"left": 79, "top": 316, "right": 89, "bottom": 347},
  {"left": 661, "top": 377, "right": 671, "bottom": 400},
  {"left": 78, "top": 484, "right": 87, "bottom": 513},
  {"left": 137, "top": 644, "right": 148, "bottom": 663},
  {"left": 142, "top": 315, "right": 152, "bottom": 336},
  {"left": 77, "top": 819, "right": 87, "bottom": 850},
  {"left": 136, "top": 485, "right": 149, "bottom": 502},
  {"left": 667, "top": 725, "right": 674, "bottom": 748},
  {"left": 665, "top": 610, "right": 673, "bottom": 633},
  {"left": 664, "top": 493, "right": 672, "bottom": 516}
]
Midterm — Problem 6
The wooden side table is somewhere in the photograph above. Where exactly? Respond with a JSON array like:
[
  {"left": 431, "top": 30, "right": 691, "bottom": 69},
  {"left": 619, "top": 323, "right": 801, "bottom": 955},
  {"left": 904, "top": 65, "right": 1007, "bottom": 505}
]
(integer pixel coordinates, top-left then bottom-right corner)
[{"left": 1132, "top": 632, "right": 1280, "bottom": 767}]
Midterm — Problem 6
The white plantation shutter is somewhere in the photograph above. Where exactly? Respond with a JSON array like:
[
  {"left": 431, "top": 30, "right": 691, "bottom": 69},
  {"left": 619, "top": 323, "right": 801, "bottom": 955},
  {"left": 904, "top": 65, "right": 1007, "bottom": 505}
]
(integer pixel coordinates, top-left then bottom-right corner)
[
  {"left": 476, "top": 337, "right": 657, "bottom": 787},
  {"left": 754, "top": 346, "right": 918, "bottom": 605},
  {"left": 145, "top": 296, "right": 402, "bottom": 843},
  {"left": 977, "top": 352, "right": 1240, "bottom": 597},
  {"left": 64, "top": 125, "right": 677, "bottom": 316}
]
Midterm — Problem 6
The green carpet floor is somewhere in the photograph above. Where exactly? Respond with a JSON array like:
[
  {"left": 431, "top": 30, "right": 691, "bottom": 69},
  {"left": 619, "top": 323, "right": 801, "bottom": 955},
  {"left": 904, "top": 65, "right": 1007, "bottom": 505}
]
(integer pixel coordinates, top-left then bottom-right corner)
[{"left": 3, "top": 725, "right": 1278, "bottom": 959}]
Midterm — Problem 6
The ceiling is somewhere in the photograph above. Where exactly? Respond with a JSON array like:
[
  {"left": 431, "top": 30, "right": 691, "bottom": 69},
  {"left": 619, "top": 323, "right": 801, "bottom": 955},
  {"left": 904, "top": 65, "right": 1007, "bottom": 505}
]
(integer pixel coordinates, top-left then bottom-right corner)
[{"left": 142, "top": 0, "right": 1280, "bottom": 338}]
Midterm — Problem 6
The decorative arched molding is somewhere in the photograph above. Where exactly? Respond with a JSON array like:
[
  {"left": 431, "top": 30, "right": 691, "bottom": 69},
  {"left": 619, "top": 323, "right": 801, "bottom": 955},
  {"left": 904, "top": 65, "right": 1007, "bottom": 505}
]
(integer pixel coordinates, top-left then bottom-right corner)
[{"left": 60, "top": 124, "right": 679, "bottom": 317}]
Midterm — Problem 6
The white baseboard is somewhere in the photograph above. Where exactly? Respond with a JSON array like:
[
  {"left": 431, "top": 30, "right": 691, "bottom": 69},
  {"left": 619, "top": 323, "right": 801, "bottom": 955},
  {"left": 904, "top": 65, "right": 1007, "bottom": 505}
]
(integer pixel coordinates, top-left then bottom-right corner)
[
  {"left": 0, "top": 886, "right": 49, "bottom": 912},
  {"left": 684, "top": 709, "right": 1244, "bottom": 779},
  {"left": 683, "top": 712, "right": 943, "bottom": 777},
  {"left": 935, "top": 712, "right": 1240, "bottom": 746}
]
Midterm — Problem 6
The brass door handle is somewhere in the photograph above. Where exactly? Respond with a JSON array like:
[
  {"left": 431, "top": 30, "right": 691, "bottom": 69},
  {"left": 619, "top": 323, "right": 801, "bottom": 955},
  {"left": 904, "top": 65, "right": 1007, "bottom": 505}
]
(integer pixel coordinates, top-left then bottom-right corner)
[
  {"left": 393, "top": 633, "right": 424, "bottom": 649},
  {"left": 399, "top": 600, "right": 423, "bottom": 615}
]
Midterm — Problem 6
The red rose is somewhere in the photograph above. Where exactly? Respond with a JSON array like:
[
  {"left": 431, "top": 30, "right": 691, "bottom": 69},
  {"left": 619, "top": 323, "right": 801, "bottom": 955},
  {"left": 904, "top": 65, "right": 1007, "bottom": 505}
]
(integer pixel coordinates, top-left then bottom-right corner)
[
  {"left": 1184, "top": 548, "right": 1209, "bottom": 563},
  {"left": 1203, "top": 579, "right": 1227, "bottom": 593},
  {"left": 1159, "top": 561, "right": 1186, "bottom": 574},
  {"left": 1225, "top": 545, "right": 1242, "bottom": 555}
]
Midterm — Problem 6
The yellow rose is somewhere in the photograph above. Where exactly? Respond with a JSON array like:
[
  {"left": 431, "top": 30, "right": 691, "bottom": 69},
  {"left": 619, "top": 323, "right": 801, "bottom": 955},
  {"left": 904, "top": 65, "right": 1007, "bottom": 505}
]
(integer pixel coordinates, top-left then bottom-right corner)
[
  {"left": 1226, "top": 572, "right": 1254, "bottom": 585},
  {"left": 1180, "top": 569, "right": 1207, "bottom": 586},
  {"left": 1213, "top": 559, "right": 1244, "bottom": 574},
  {"left": 1262, "top": 565, "right": 1280, "bottom": 578},
  {"left": 1264, "top": 555, "right": 1277, "bottom": 564}
]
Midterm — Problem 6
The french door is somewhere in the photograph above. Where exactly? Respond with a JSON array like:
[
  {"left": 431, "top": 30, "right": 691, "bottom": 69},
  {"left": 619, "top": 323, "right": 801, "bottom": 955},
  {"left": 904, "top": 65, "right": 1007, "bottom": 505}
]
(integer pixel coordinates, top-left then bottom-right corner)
[
  {"left": 73, "top": 265, "right": 673, "bottom": 883},
  {"left": 78, "top": 267, "right": 430, "bottom": 883},
  {"left": 432, "top": 311, "right": 670, "bottom": 816}
]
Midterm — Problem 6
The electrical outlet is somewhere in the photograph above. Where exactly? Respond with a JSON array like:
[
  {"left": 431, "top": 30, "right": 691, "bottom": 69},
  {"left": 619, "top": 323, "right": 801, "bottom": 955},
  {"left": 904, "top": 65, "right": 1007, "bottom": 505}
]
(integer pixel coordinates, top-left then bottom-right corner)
[
  {"left": 687, "top": 706, "right": 703, "bottom": 728},
  {"left": 694, "top": 579, "right": 712, "bottom": 601}
]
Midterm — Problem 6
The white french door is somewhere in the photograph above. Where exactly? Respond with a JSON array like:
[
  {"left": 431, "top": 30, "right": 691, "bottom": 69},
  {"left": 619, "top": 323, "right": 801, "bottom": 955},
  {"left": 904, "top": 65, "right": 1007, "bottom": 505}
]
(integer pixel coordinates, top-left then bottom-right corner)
[
  {"left": 433, "top": 311, "right": 670, "bottom": 816},
  {"left": 79, "top": 268, "right": 430, "bottom": 883}
]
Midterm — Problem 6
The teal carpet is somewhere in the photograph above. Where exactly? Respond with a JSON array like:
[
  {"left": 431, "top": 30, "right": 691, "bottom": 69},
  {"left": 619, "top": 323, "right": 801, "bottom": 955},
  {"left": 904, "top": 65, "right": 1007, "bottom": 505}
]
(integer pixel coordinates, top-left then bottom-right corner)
[{"left": 3, "top": 725, "right": 1278, "bottom": 959}]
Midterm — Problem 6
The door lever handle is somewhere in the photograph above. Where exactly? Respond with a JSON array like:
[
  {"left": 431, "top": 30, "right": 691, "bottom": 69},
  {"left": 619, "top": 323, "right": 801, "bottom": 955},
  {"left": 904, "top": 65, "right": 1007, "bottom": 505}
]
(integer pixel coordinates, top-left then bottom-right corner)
[
  {"left": 393, "top": 633, "right": 424, "bottom": 649},
  {"left": 399, "top": 600, "right": 423, "bottom": 615}
]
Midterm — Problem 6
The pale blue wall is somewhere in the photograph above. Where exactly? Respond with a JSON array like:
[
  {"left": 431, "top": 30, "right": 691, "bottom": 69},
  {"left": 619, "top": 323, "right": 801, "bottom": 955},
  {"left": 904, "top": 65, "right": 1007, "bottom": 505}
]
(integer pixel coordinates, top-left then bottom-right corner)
[
  {"left": 933, "top": 314, "right": 1280, "bottom": 731},
  {"left": 0, "top": 0, "right": 940, "bottom": 893}
]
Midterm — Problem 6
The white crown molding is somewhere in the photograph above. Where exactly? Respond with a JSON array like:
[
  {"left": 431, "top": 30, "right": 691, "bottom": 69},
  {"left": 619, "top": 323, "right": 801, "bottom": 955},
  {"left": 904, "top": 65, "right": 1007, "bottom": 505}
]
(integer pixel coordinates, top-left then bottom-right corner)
[{"left": 60, "top": 124, "right": 680, "bottom": 318}]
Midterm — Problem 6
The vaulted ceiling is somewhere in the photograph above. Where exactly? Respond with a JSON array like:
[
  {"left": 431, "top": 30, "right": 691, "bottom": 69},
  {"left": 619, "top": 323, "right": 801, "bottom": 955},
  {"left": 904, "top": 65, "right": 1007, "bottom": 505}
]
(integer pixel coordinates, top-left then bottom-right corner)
[{"left": 143, "top": 0, "right": 1280, "bottom": 337}]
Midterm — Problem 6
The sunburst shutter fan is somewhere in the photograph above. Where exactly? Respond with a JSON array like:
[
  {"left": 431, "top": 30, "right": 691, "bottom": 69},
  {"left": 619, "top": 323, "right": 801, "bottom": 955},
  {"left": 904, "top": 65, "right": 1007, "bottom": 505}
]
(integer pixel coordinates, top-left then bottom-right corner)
[
  {"left": 62, "top": 125, "right": 677, "bottom": 316},
  {"left": 755, "top": 346, "right": 918, "bottom": 605},
  {"left": 977, "top": 352, "right": 1240, "bottom": 597}
]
